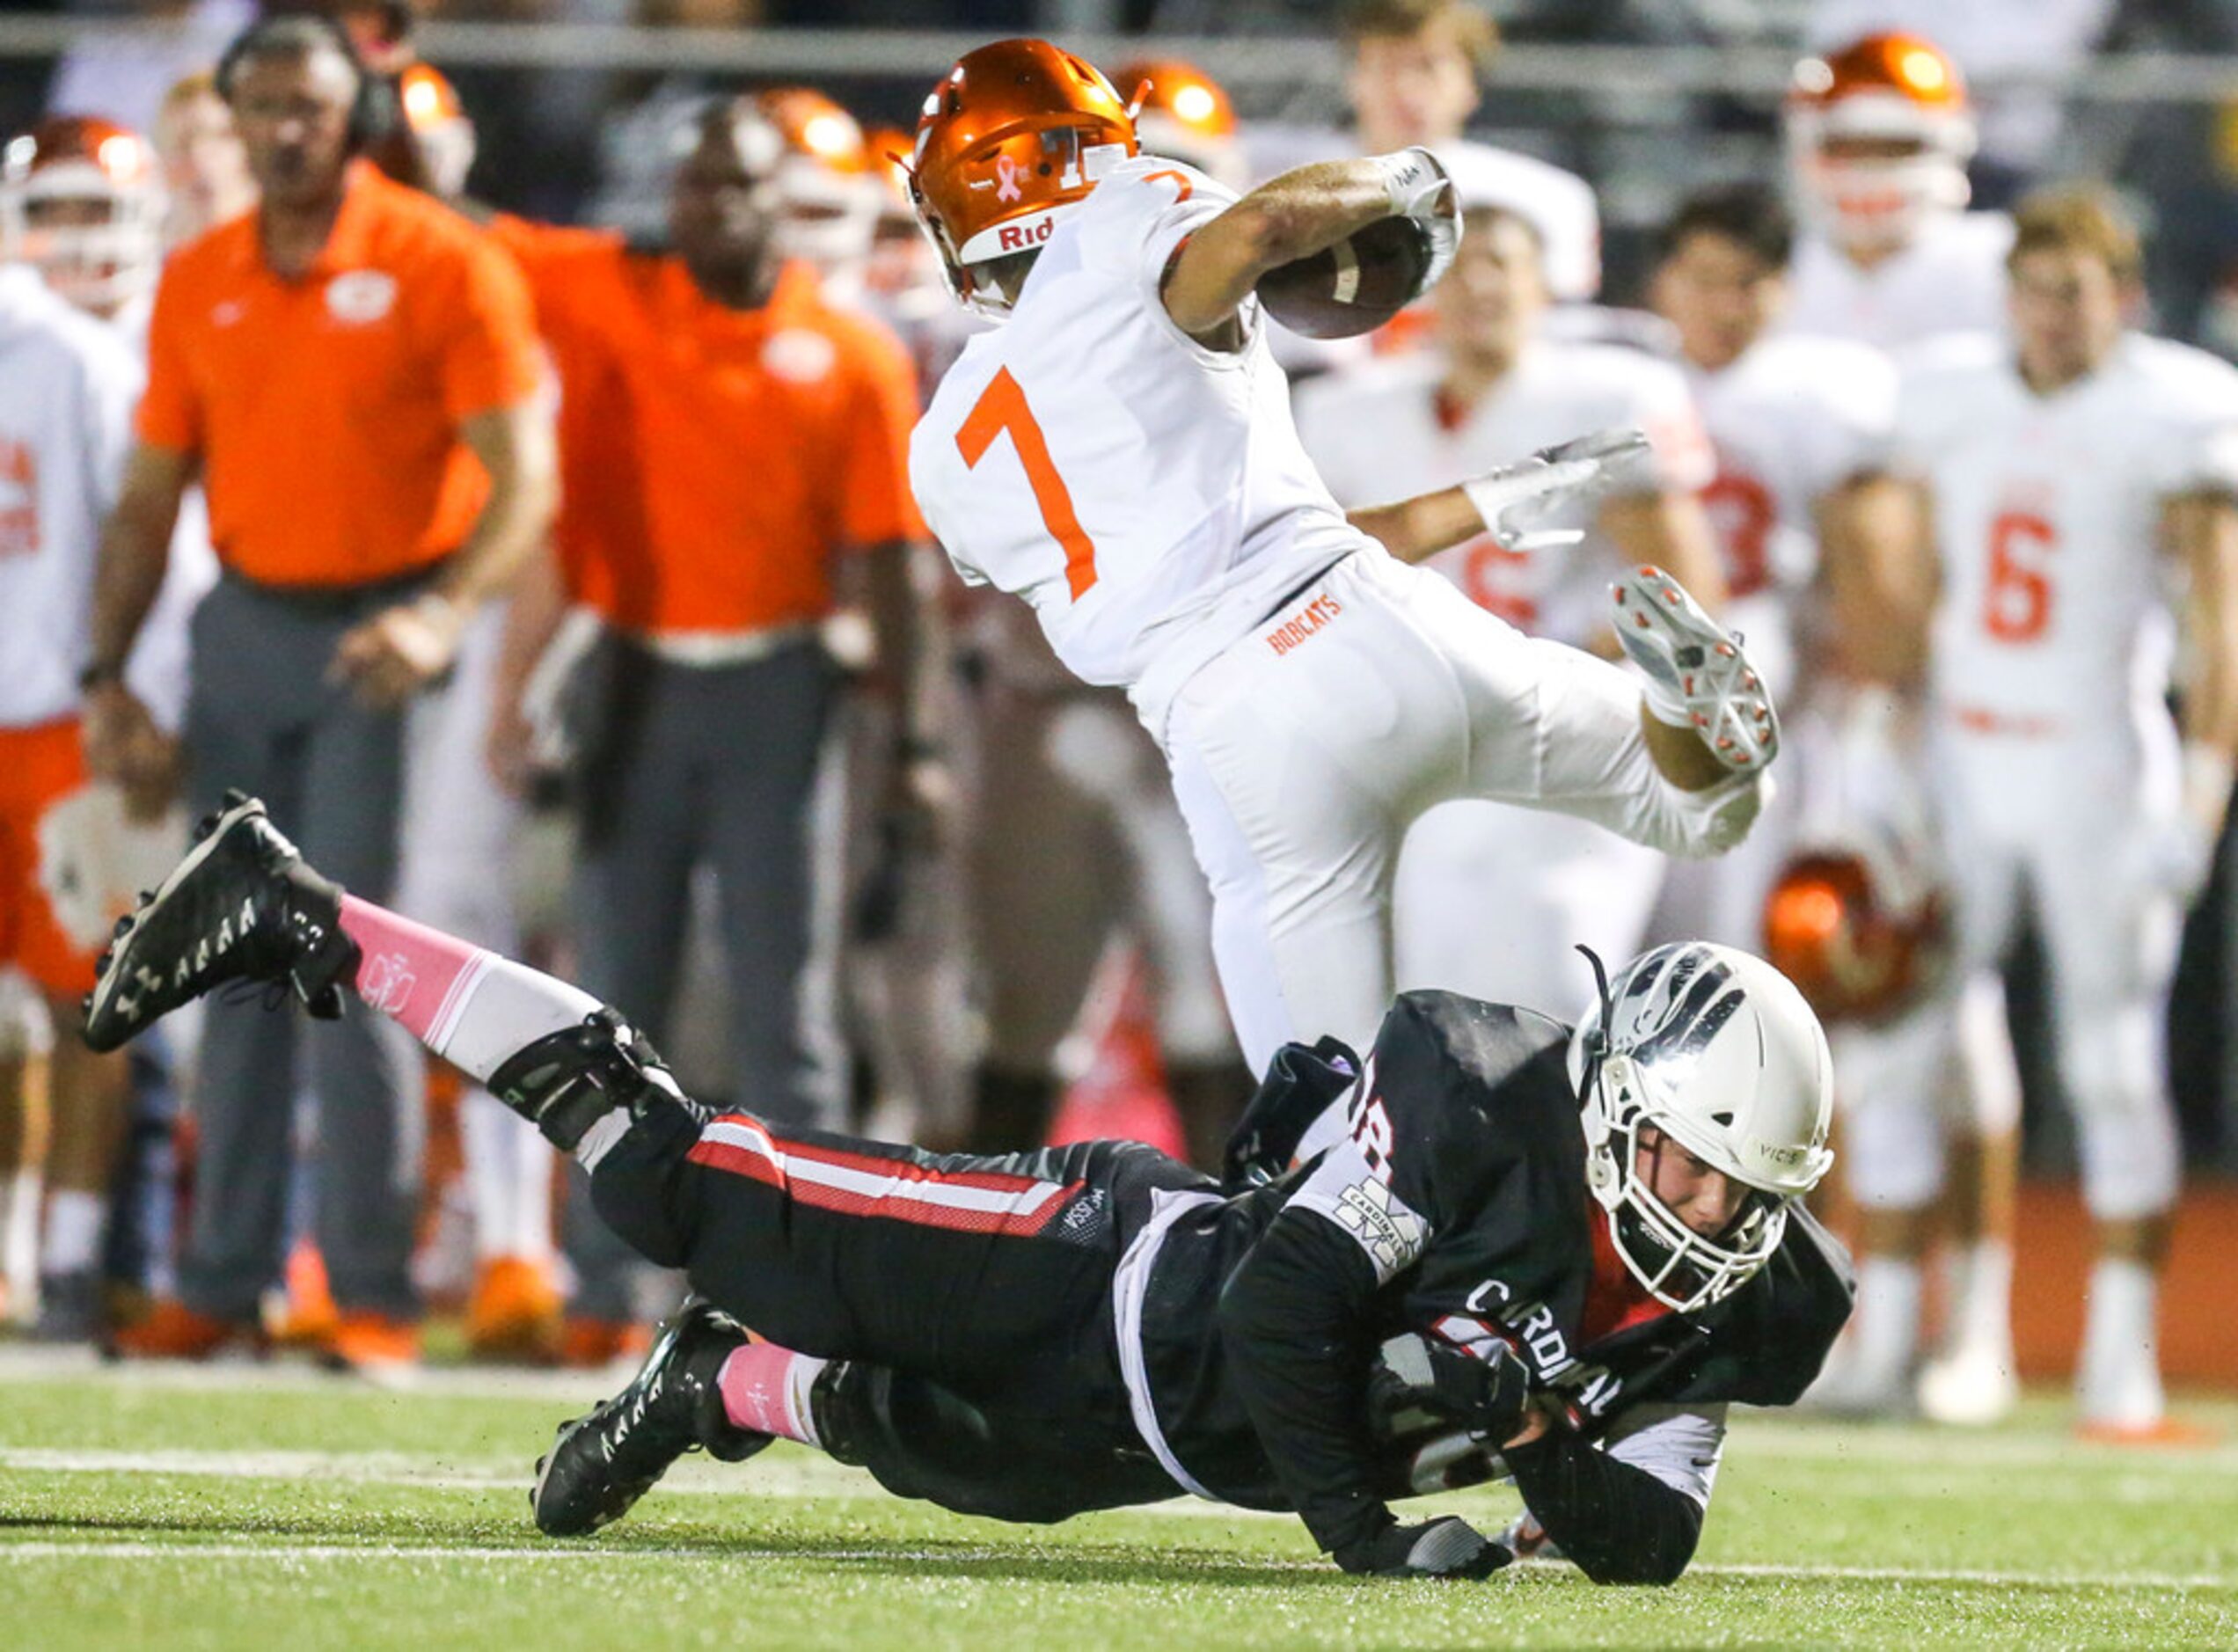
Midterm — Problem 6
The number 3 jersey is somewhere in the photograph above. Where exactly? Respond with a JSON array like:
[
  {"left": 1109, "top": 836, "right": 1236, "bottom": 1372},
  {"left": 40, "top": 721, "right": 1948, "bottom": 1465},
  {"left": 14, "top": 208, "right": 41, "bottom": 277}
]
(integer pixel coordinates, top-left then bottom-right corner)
[
  {"left": 1891, "top": 333, "right": 2238, "bottom": 738},
  {"left": 909, "top": 159, "right": 1365, "bottom": 735}
]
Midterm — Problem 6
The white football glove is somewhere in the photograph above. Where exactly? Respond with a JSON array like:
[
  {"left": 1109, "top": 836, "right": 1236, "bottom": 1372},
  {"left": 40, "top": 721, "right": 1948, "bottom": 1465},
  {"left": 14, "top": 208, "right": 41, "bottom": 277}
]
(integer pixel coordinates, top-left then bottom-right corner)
[
  {"left": 1371, "top": 146, "right": 1459, "bottom": 296},
  {"left": 1464, "top": 428, "right": 1650, "bottom": 552},
  {"left": 1610, "top": 565, "right": 1780, "bottom": 774}
]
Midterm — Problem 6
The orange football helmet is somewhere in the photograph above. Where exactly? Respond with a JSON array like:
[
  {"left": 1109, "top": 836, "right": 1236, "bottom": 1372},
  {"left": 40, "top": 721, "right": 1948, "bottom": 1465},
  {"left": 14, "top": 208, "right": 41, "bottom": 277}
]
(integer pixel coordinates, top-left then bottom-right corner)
[
  {"left": 756, "top": 87, "right": 879, "bottom": 274},
  {"left": 907, "top": 38, "right": 1138, "bottom": 318},
  {"left": 1788, "top": 33, "right": 1974, "bottom": 251},
  {"left": 0, "top": 115, "right": 164, "bottom": 315},
  {"left": 398, "top": 62, "right": 475, "bottom": 201},
  {"left": 1763, "top": 847, "right": 1949, "bottom": 1025},
  {"left": 1116, "top": 57, "right": 1243, "bottom": 188}
]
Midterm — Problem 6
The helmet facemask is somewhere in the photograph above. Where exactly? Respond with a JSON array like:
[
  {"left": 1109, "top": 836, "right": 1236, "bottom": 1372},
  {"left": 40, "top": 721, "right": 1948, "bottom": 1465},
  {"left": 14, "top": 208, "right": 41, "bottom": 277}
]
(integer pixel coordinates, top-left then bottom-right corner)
[{"left": 1572, "top": 945, "right": 1835, "bottom": 1313}]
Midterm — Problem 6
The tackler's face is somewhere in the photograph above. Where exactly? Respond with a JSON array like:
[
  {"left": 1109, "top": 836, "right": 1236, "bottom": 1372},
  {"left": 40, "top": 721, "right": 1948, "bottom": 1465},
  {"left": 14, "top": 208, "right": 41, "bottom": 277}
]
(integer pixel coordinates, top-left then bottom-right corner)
[{"left": 1634, "top": 1124, "right": 1759, "bottom": 1243}]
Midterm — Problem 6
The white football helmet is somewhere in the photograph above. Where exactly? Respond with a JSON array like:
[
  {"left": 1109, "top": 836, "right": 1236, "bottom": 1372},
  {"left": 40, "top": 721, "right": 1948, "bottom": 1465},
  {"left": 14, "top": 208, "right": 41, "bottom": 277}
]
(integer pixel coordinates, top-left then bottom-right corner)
[{"left": 1568, "top": 943, "right": 1835, "bottom": 1312}]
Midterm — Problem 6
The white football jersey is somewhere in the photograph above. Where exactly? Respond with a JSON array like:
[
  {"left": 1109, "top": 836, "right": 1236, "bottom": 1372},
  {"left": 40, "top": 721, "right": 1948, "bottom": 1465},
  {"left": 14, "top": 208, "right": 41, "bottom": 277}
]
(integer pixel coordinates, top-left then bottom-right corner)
[
  {"left": 1781, "top": 213, "right": 2013, "bottom": 352},
  {"left": 911, "top": 159, "right": 1364, "bottom": 733},
  {"left": 0, "top": 264, "right": 141, "bottom": 728},
  {"left": 1891, "top": 332, "right": 2238, "bottom": 730},
  {"left": 1293, "top": 341, "right": 1712, "bottom": 650},
  {"left": 1686, "top": 333, "right": 1898, "bottom": 695}
]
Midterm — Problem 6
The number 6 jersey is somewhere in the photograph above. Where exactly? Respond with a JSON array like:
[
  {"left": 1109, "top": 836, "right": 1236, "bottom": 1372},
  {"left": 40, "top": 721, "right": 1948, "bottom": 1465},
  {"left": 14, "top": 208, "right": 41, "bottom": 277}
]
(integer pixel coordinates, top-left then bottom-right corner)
[
  {"left": 1892, "top": 332, "right": 2238, "bottom": 735},
  {"left": 909, "top": 158, "right": 1366, "bottom": 735}
]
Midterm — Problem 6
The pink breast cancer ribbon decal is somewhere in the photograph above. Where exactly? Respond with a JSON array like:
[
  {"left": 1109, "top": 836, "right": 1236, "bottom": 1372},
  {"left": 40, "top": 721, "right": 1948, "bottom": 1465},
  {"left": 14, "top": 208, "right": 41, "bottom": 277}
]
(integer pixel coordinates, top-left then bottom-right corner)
[{"left": 996, "top": 155, "right": 1023, "bottom": 202}]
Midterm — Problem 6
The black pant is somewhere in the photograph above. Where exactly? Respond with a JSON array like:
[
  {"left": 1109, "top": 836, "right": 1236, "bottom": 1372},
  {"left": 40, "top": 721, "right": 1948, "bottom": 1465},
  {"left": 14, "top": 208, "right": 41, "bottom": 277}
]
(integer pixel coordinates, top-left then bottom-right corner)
[{"left": 591, "top": 1096, "right": 1210, "bottom": 1410}]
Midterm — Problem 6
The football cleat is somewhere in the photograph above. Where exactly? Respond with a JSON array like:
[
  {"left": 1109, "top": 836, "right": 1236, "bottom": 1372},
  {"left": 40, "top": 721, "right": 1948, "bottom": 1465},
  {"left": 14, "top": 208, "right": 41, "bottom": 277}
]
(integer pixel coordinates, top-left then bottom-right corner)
[
  {"left": 531, "top": 1302, "right": 769, "bottom": 1537},
  {"left": 82, "top": 792, "right": 359, "bottom": 1054},
  {"left": 1610, "top": 566, "right": 1780, "bottom": 773},
  {"left": 1914, "top": 1344, "right": 2020, "bottom": 1429}
]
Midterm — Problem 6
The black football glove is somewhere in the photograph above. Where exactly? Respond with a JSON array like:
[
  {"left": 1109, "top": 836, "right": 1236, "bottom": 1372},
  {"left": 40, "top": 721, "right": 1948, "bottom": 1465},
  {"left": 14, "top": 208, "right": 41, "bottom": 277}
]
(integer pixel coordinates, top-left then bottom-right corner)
[
  {"left": 1367, "top": 1331, "right": 1532, "bottom": 1445},
  {"left": 1335, "top": 1514, "right": 1512, "bottom": 1579}
]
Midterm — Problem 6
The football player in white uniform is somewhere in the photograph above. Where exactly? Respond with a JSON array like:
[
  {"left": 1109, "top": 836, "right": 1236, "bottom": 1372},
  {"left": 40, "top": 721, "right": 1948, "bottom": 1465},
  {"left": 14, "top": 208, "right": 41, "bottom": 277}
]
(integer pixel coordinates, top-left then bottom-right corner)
[
  {"left": 1781, "top": 33, "right": 2012, "bottom": 351},
  {"left": 1837, "top": 188, "right": 2238, "bottom": 1437},
  {"left": 0, "top": 112, "right": 223, "bottom": 1338},
  {"left": 1645, "top": 183, "right": 1899, "bottom": 953},
  {"left": 904, "top": 40, "right": 1776, "bottom": 1077},
  {"left": 1293, "top": 198, "right": 1722, "bottom": 1014},
  {"left": 1783, "top": 31, "right": 2031, "bottom": 1423}
]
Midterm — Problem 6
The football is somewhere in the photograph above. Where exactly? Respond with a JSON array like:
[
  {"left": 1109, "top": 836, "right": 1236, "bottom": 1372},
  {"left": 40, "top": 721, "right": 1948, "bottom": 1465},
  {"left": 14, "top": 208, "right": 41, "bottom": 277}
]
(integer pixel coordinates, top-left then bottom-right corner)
[{"left": 1254, "top": 216, "right": 1434, "bottom": 340}]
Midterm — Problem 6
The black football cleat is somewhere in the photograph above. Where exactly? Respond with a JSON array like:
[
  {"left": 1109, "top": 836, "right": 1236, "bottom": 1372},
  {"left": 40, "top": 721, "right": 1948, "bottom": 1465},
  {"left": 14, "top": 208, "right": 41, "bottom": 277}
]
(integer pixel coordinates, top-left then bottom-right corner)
[
  {"left": 531, "top": 1302, "right": 769, "bottom": 1537},
  {"left": 82, "top": 791, "right": 360, "bottom": 1054}
]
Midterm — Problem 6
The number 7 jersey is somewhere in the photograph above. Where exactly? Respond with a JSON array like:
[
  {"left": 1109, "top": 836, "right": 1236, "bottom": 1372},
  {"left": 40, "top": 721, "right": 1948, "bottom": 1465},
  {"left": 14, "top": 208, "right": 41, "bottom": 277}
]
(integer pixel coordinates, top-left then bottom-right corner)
[
  {"left": 909, "top": 158, "right": 1366, "bottom": 732},
  {"left": 1892, "top": 332, "right": 2238, "bottom": 730}
]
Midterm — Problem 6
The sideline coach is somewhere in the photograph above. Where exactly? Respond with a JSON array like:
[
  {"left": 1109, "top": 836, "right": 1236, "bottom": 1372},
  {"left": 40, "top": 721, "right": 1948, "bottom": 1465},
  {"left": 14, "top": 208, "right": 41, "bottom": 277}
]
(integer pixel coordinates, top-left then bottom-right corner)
[{"left": 84, "top": 14, "right": 553, "bottom": 1363}]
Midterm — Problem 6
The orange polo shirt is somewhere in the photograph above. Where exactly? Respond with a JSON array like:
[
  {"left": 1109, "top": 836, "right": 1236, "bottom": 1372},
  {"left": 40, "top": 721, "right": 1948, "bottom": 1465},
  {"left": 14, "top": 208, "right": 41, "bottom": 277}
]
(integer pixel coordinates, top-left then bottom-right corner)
[
  {"left": 492, "top": 219, "right": 922, "bottom": 636},
  {"left": 139, "top": 161, "right": 541, "bottom": 588}
]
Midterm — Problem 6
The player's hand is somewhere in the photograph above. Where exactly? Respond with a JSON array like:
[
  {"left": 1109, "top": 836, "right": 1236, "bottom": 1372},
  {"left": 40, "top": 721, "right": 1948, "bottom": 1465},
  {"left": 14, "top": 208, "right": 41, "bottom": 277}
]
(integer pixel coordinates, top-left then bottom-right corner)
[
  {"left": 1373, "top": 147, "right": 1459, "bottom": 292},
  {"left": 1335, "top": 1515, "right": 1511, "bottom": 1579},
  {"left": 82, "top": 682, "right": 178, "bottom": 820},
  {"left": 2125, "top": 815, "right": 2214, "bottom": 905},
  {"left": 1464, "top": 428, "right": 1649, "bottom": 553},
  {"left": 1367, "top": 1332, "right": 1531, "bottom": 1444},
  {"left": 330, "top": 595, "right": 465, "bottom": 709}
]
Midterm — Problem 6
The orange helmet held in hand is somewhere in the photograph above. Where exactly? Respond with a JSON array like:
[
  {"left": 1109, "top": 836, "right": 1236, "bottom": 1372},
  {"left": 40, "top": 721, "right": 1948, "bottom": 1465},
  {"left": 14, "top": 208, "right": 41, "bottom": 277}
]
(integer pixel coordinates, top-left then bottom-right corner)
[
  {"left": 0, "top": 115, "right": 164, "bottom": 315},
  {"left": 1762, "top": 847, "right": 1949, "bottom": 1025},
  {"left": 907, "top": 38, "right": 1137, "bottom": 318},
  {"left": 1115, "top": 56, "right": 1242, "bottom": 187},
  {"left": 1787, "top": 33, "right": 1975, "bottom": 252}
]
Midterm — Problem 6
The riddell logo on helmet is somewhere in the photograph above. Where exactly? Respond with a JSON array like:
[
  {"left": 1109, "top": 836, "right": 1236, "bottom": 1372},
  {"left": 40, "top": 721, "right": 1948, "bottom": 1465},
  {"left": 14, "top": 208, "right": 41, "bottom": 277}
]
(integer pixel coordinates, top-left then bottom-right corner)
[{"left": 997, "top": 216, "right": 1058, "bottom": 253}]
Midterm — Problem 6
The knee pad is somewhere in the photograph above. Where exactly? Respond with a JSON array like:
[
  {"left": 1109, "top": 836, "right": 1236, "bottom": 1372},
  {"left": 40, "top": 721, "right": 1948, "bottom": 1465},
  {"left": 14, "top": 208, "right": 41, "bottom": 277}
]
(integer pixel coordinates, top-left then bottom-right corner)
[
  {"left": 486, "top": 1007, "right": 693, "bottom": 1155},
  {"left": 2063, "top": 1009, "right": 2180, "bottom": 1221}
]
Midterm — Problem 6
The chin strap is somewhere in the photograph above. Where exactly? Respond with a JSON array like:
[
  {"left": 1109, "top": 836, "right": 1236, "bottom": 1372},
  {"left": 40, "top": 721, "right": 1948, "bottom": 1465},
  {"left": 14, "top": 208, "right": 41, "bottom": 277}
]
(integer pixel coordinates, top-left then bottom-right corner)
[{"left": 1574, "top": 946, "right": 1624, "bottom": 1210}]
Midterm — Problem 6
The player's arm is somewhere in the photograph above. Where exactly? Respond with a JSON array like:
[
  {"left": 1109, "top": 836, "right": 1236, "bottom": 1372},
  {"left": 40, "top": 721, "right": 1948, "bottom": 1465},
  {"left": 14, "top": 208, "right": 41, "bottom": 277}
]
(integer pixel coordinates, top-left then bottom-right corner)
[
  {"left": 1344, "top": 486, "right": 1486, "bottom": 566},
  {"left": 1162, "top": 150, "right": 1453, "bottom": 342},
  {"left": 1818, "top": 471, "right": 1937, "bottom": 689},
  {"left": 2164, "top": 487, "right": 2238, "bottom": 847},
  {"left": 84, "top": 442, "right": 194, "bottom": 808},
  {"left": 1349, "top": 429, "right": 1654, "bottom": 567},
  {"left": 1500, "top": 1404, "right": 1722, "bottom": 1586},
  {"left": 332, "top": 397, "right": 559, "bottom": 708}
]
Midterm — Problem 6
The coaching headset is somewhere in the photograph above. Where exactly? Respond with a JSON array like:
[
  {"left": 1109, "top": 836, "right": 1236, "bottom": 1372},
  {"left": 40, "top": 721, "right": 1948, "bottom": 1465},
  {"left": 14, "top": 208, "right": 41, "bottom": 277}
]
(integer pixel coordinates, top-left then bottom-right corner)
[{"left": 214, "top": 11, "right": 398, "bottom": 153}]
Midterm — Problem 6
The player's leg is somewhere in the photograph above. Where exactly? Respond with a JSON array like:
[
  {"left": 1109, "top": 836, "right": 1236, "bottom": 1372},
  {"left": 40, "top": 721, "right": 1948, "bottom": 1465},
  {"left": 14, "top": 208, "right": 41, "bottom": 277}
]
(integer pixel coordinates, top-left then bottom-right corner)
[
  {"left": 706, "top": 642, "right": 848, "bottom": 1129},
  {"left": 1913, "top": 971, "right": 2024, "bottom": 1425},
  {"left": 968, "top": 686, "right": 1115, "bottom": 1149},
  {"left": 2034, "top": 811, "right": 2185, "bottom": 1436},
  {"left": 87, "top": 796, "right": 1178, "bottom": 1384},
  {"left": 1158, "top": 559, "right": 1467, "bottom": 1071},
  {"left": 296, "top": 671, "right": 423, "bottom": 1352}
]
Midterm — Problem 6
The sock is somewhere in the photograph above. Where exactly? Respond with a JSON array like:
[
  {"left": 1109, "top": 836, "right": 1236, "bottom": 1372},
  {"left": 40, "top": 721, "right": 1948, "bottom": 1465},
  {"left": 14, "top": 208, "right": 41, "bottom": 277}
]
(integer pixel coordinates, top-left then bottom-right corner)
[
  {"left": 1, "top": 1169, "right": 41, "bottom": 1306},
  {"left": 718, "top": 1341, "right": 829, "bottom": 1447},
  {"left": 462, "top": 1085, "right": 555, "bottom": 1261},
  {"left": 1949, "top": 1239, "right": 2015, "bottom": 1364},
  {"left": 2078, "top": 1257, "right": 2162, "bottom": 1427},
  {"left": 1847, "top": 1256, "right": 1924, "bottom": 1391},
  {"left": 339, "top": 895, "right": 602, "bottom": 1085},
  {"left": 39, "top": 1189, "right": 106, "bottom": 1276}
]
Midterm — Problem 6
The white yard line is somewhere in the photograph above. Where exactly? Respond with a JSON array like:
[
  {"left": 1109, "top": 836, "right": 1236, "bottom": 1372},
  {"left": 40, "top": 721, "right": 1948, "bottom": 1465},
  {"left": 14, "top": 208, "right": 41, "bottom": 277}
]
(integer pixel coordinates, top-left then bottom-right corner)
[{"left": 0, "top": 1540, "right": 2229, "bottom": 1595}]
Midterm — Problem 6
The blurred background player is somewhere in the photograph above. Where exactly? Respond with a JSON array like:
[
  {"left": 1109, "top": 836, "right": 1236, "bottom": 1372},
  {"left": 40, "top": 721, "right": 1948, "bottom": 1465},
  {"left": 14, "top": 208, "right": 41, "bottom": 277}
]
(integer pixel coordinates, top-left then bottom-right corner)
[
  {"left": 1834, "top": 187, "right": 2238, "bottom": 1437},
  {"left": 1642, "top": 183, "right": 1898, "bottom": 953},
  {"left": 1782, "top": 33, "right": 2012, "bottom": 350},
  {"left": 153, "top": 69, "right": 256, "bottom": 245},
  {"left": 1294, "top": 195, "right": 1721, "bottom": 1015},
  {"left": 0, "top": 110, "right": 222, "bottom": 1339},
  {"left": 84, "top": 13, "right": 552, "bottom": 1371},
  {"left": 1116, "top": 56, "right": 1247, "bottom": 194},
  {"left": 1783, "top": 28, "right": 2030, "bottom": 1424}
]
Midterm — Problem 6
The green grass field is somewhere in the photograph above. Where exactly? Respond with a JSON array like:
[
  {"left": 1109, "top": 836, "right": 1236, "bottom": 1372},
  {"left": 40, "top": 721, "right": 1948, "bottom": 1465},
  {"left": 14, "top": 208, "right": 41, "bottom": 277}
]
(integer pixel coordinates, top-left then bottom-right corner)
[{"left": 2, "top": 1352, "right": 2233, "bottom": 1649}]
